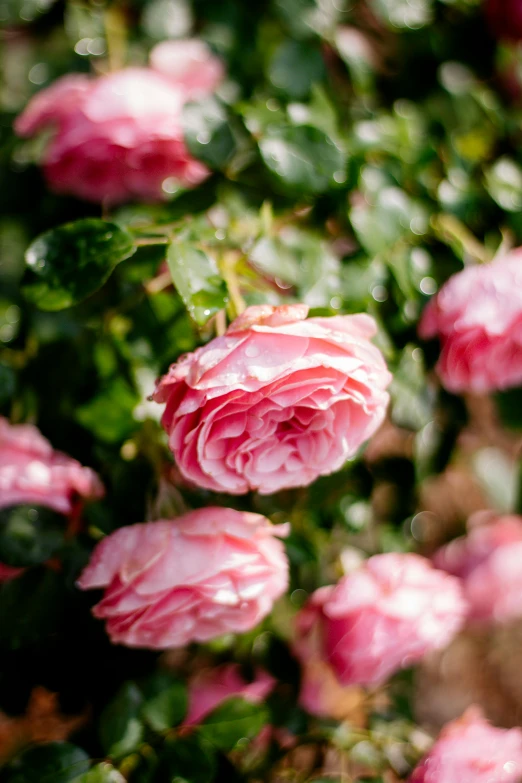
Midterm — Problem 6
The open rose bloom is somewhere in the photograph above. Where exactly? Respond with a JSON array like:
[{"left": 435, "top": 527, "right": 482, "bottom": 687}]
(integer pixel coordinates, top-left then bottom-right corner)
[
  {"left": 419, "top": 251, "right": 522, "bottom": 393},
  {"left": 294, "top": 553, "right": 467, "bottom": 689},
  {"left": 14, "top": 39, "right": 223, "bottom": 204},
  {"left": 183, "top": 663, "right": 275, "bottom": 726},
  {"left": 0, "top": 417, "right": 103, "bottom": 515},
  {"left": 409, "top": 708, "right": 522, "bottom": 782},
  {"left": 434, "top": 513, "right": 522, "bottom": 624},
  {"left": 153, "top": 304, "right": 391, "bottom": 495},
  {"left": 77, "top": 507, "right": 289, "bottom": 649}
]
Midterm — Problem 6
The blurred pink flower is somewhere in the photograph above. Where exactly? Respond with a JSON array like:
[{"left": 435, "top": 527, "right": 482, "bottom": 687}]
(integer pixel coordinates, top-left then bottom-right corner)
[
  {"left": 294, "top": 553, "right": 467, "bottom": 689},
  {"left": 183, "top": 663, "right": 274, "bottom": 726},
  {"left": 0, "top": 562, "right": 25, "bottom": 583},
  {"left": 150, "top": 38, "right": 224, "bottom": 97},
  {"left": 419, "top": 251, "right": 522, "bottom": 393},
  {"left": 77, "top": 507, "right": 289, "bottom": 649},
  {"left": 14, "top": 39, "right": 223, "bottom": 204},
  {"left": 434, "top": 513, "right": 522, "bottom": 624},
  {"left": 409, "top": 707, "right": 522, "bottom": 782},
  {"left": 0, "top": 416, "right": 103, "bottom": 515},
  {"left": 153, "top": 304, "right": 391, "bottom": 495}
]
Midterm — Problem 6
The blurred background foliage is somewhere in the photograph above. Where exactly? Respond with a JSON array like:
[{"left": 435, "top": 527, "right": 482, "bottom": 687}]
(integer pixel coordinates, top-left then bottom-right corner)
[{"left": 2, "top": 0, "right": 522, "bottom": 779}]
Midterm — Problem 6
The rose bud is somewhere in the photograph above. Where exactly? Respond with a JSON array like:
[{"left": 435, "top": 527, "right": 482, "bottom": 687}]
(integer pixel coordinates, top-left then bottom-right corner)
[
  {"left": 153, "top": 304, "right": 391, "bottom": 495},
  {"left": 182, "top": 663, "right": 275, "bottom": 726},
  {"left": 77, "top": 507, "right": 289, "bottom": 649}
]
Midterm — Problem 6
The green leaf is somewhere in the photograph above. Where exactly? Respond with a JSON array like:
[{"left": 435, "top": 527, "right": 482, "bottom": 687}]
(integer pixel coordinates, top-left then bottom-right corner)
[
  {"left": 485, "top": 157, "right": 522, "bottom": 212},
  {"left": 73, "top": 764, "right": 125, "bottom": 783},
  {"left": 5, "top": 743, "right": 89, "bottom": 783},
  {"left": 390, "top": 345, "right": 434, "bottom": 431},
  {"left": 183, "top": 97, "right": 236, "bottom": 169},
  {"left": 259, "top": 125, "right": 346, "bottom": 195},
  {"left": 140, "top": 672, "right": 187, "bottom": 731},
  {"left": 268, "top": 40, "right": 326, "bottom": 100},
  {"left": 495, "top": 388, "right": 522, "bottom": 430},
  {"left": 199, "top": 697, "right": 269, "bottom": 751},
  {"left": 156, "top": 736, "right": 216, "bottom": 783},
  {"left": 23, "top": 219, "right": 136, "bottom": 311},
  {"left": 76, "top": 378, "right": 140, "bottom": 444},
  {"left": 0, "top": 504, "right": 65, "bottom": 567},
  {"left": 166, "top": 241, "right": 228, "bottom": 325},
  {"left": 99, "top": 683, "right": 144, "bottom": 759},
  {"left": 0, "top": 567, "right": 65, "bottom": 648},
  {"left": 350, "top": 186, "right": 427, "bottom": 256},
  {"left": 0, "top": 361, "right": 15, "bottom": 404}
]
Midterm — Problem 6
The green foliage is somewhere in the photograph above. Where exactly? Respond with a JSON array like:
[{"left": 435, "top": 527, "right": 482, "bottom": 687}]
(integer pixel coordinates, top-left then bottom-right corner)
[
  {"left": 140, "top": 672, "right": 188, "bottom": 731},
  {"left": 199, "top": 697, "right": 270, "bottom": 751},
  {"left": 0, "top": 504, "right": 65, "bottom": 567},
  {"left": 99, "top": 683, "right": 145, "bottom": 759},
  {"left": 183, "top": 98, "right": 237, "bottom": 169},
  {"left": 166, "top": 241, "right": 229, "bottom": 325},
  {"left": 5, "top": 743, "right": 89, "bottom": 783},
  {"left": 23, "top": 220, "right": 136, "bottom": 311}
]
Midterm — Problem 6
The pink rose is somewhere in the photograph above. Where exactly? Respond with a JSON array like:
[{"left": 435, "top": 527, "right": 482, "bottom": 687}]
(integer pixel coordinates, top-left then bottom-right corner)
[
  {"left": 409, "top": 708, "right": 522, "bottom": 782},
  {"left": 294, "top": 553, "right": 467, "bottom": 688},
  {"left": 153, "top": 304, "right": 391, "bottom": 495},
  {"left": 149, "top": 39, "right": 224, "bottom": 98},
  {"left": 14, "top": 39, "right": 223, "bottom": 204},
  {"left": 0, "top": 416, "right": 103, "bottom": 515},
  {"left": 434, "top": 513, "right": 522, "bottom": 624},
  {"left": 77, "top": 507, "right": 289, "bottom": 649},
  {"left": 182, "top": 663, "right": 274, "bottom": 726},
  {"left": 419, "top": 251, "right": 522, "bottom": 393}
]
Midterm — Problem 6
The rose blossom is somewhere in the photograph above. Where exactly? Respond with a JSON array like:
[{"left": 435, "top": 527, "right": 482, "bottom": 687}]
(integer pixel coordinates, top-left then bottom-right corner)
[
  {"left": 182, "top": 663, "right": 275, "bottom": 726},
  {"left": 14, "top": 39, "right": 222, "bottom": 204},
  {"left": 153, "top": 304, "right": 391, "bottom": 495},
  {"left": 418, "top": 251, "right": 522, "bottom": 393},
  {"left": 434, "top": 513, "right": 522, "bottom": 624},
  {"left": 0, "top": 416, "right": 103, "bottom": 515},
  {"left": 294, "top": 553, "right": 467, "bottom": 689},
  {"left": 409, "top": 708, "right": 522, "bottom": 782},
  {"left": 77, "top": 507, "right": 289, "bottom": 649}
]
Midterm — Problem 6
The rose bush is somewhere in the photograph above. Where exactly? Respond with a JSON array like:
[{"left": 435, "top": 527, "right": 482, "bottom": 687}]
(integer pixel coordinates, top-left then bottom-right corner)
[{"left": 153, "top": 304, "right": 391, "bottom": 495}]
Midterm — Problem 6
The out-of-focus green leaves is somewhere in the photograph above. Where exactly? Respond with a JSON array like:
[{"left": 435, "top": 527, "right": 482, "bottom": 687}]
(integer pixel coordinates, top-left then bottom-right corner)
[
  {"left": 259, "top": 125, "right": 346, "bottom": 195},
  {"left": 166, "top": 241, "right": 228, "bottom": 325},
  {"left": 23, "top": 219, "right": 136, "bottom": 311},
  {"left": 0, "top": 568, "right": 65, "bottom": 648},
  {"left": 155, "top": 735, "right": 216, "bottom": 783},
  {"left": 0, "top": 504, "right": 65, "bottom": 567},
  {"left": 390, "top": 346, "right": 434, "bottom": 431},
  {"left": 140, "top": 671, "right": 187, "bottom": 731},
  {"left": 76, "top": 378, "right": 140, "bottom": 444},
  {"left": 485, "top": 157, "right": 522, "bottom": 212},
  {"left": 268, "top": 41, "right": 326, "bottom": 100},
  {"left": 0, "top": 362, "right": 16, "bottom": 404},
  {"left": 99, "top": 683, "right": 145, "bottom": 759},
  {"left": 4, "top": 743, "right": 89, "bottom": 783},
  {"left": 199, "top": 697, "right": 269, "bottom": 750},
  {"left": 183, "top": 98, "right": 237, "bottom": 169},
  {"left": 73, "top": 764, "right": 125, "bottom": 783}
]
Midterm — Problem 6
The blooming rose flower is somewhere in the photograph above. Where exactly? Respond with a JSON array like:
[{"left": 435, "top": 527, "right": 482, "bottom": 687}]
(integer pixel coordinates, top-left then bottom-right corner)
[
  {"left": 409, "top": 708, "right": 522, "bottom": 782},
  {"left": 153, "top": 304, "right": 391, "bottom": 495},
  {"left": 77, "top": 507, "right": 289, "bottom": 649},
  {"left": 14, "top": 39, "right": 222, "bottom": 204},
  {"left": 419, "top": 251, "right": 522, "bottom": 393},
  {"left": 0, "top": 416, "right": 103, "bottom": 514},
  {"left": 294, "top": 553, "right": 467, "bottom": 688},
  {"left": 434, "top": 513, "right": 522, "bottom": 624},
  {"left": 183, "top": 663, "right": 275, "bottom": 726}
]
